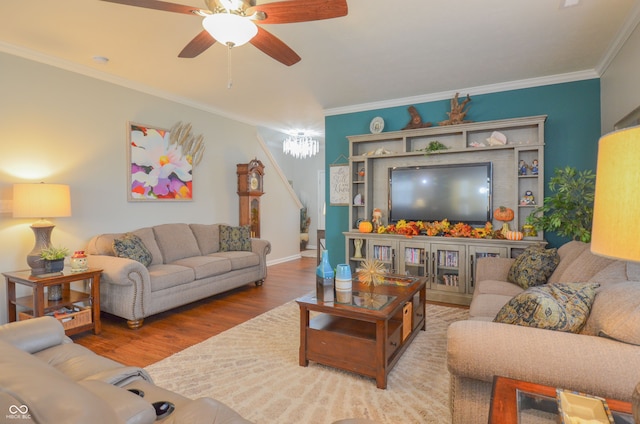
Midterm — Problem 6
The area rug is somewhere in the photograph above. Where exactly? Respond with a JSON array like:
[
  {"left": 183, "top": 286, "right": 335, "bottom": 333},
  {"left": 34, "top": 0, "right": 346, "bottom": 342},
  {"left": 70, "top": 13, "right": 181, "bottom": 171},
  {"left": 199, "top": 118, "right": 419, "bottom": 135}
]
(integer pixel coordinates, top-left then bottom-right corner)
[{"left": 145, "top": 301, "right": 468, "bottom": 423}]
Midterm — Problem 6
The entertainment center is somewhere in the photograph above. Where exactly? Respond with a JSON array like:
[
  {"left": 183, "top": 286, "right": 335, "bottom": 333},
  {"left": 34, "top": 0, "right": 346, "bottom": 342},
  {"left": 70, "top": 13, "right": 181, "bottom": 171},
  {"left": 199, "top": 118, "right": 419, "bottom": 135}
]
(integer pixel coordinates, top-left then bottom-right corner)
[{"left": 343, "top": 115, "right": 547, "bottom": 305}]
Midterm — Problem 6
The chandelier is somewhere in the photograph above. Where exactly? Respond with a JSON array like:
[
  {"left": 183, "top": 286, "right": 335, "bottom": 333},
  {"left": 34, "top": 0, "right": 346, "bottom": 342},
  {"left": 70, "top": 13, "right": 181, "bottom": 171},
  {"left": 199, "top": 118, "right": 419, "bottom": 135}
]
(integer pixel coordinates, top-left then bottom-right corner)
[{"left": 283, "top": 133, "right": 319, "bottom": 159}]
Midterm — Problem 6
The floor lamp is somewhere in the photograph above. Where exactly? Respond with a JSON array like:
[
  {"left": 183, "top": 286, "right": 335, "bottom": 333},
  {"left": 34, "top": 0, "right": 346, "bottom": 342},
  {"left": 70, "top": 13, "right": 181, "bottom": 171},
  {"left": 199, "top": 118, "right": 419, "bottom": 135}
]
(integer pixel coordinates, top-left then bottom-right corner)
[{"left": 12, "top": 183, "right": 71, "bottom": 275}]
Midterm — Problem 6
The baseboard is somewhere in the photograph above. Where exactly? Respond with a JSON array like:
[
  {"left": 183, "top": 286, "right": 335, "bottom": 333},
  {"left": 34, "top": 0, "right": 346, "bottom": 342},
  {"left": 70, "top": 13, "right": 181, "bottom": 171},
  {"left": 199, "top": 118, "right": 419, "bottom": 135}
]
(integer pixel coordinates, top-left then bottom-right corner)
[{"left": 267, "top": 254, "right": 302, "bottom": 266}]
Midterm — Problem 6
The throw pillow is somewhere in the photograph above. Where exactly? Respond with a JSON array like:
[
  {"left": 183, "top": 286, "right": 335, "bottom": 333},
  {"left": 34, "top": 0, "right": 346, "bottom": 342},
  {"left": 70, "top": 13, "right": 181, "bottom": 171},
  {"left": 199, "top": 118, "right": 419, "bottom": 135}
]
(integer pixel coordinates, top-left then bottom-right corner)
[
  {"left": 494, "top": 282, "right": 600, "bottom": 333},
  {"left": 219, "top": 225, "right": 252, "bottom": 252},
  {"left": 113, "top": 233, "right": 152, "bottom": 266},
  {"left": 588, "top": 281, "right": 640, "bottom": 345},
  {"left": 508, "top": 245, "right": 560, "bottom": 289}
]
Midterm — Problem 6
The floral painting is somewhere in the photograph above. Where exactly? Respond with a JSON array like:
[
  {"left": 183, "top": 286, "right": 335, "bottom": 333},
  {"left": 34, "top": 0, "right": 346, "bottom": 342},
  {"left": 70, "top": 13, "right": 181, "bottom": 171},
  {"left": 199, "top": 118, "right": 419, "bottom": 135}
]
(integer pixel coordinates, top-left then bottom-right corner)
[{"left": 127, "top": 122, "right": 193, "bottom": 201}]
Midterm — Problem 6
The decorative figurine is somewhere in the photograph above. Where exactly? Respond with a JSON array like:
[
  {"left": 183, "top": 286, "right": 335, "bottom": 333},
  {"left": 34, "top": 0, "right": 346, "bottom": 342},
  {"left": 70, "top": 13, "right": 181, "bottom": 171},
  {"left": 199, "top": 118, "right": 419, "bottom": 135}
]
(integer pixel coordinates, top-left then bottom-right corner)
[
  {"left": 439, "top": 92, "right": 473, "bottom": 126},
  {"left": 354, "top": 239, "right": 363, "bottom": 258},
  {"left": 531, "top": 159, "right": 539, "bottom": 175},
  {"left": 520, "top": 190, "right": 535, "bottom": 205},
  {"left": 70, "top": 251, "right": 89, "bottom": 273},
  {"left": 522, "top": 224, "right": 537, "bottom": 237},
  {"left": 372, "top": 208, "right": 383, "bottom": 232},
  {"left": 519, "top": 160, "right": 528, "bottom": 176},
  {"left": 358, "top": 168, "right": 365, "bottom": 177},
  {"left": 402, "top": 106, "right": 432, "bottom": 130}
]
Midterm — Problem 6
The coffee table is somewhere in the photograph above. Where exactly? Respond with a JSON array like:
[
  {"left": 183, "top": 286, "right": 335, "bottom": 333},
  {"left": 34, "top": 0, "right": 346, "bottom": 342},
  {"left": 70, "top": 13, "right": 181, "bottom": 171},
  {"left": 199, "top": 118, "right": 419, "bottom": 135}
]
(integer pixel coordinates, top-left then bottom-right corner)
[
  {"left": 489, "top": 376, "right": 634, "bottom": 423},
  {"left": 296, "top": 275, "right": 426, "bottom": 389}
]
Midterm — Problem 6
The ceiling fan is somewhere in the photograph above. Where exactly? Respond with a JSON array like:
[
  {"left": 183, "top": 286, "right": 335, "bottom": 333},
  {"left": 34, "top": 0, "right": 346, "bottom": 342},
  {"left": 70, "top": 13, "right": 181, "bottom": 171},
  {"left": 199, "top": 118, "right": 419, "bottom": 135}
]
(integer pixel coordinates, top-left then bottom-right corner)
[{"left": 101, "top": 0, "right": 348, "bottom": 66}]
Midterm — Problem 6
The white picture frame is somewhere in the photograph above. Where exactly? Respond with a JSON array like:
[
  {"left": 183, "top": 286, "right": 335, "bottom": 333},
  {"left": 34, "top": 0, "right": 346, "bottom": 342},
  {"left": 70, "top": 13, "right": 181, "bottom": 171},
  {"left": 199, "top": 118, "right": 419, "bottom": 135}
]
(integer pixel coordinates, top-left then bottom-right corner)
[{"left": 329, "top": 164, "right": 349, "bottom": 206}]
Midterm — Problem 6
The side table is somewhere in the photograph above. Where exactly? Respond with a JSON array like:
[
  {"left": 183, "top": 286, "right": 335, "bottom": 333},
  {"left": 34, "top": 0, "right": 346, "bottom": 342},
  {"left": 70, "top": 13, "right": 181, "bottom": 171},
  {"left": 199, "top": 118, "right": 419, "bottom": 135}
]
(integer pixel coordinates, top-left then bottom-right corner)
[
  {"left": 489, "top": 375, "right": 633, "bottom": 423},
  {"left": 4, "top": 268, "right": 102, "bottom": 336}
]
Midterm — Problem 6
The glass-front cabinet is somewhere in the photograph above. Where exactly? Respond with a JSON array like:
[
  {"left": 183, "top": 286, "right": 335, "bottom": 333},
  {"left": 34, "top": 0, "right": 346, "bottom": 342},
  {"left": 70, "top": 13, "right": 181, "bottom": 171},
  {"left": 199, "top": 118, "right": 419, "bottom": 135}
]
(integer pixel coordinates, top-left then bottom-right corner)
[
  {"left": 398, "top": 241, "right": 428, "bottom": 277},
  {"left": 344, "top": 233, "right": 542, "bottom": 306},
  {"left": 430, "top": 243, "right": 466, "bottom": 295},
  {"left": 367, "top": 239, "right": 396, "bottom": 273}
]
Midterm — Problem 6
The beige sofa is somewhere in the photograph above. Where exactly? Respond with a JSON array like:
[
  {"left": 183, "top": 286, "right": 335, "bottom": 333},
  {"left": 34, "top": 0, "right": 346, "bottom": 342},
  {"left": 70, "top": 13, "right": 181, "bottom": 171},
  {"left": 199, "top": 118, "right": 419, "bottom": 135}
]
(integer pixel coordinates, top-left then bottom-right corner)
[
  {"left": 87, "top": 223, "right": 270, "bottom": 329},
  {"left": 0, "top": 315, "right": 251, "bottom": 424},
  {"left": 447, "top": 241, "right": 640, "bottom": 424}
]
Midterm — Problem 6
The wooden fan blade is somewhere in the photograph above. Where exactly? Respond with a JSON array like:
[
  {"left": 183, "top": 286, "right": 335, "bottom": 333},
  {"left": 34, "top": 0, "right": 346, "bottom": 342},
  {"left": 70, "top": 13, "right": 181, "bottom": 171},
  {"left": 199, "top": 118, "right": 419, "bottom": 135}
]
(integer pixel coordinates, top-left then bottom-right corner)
[
  {"left": 178, "top": 30, "right": 217, "bottom": 58},
  {"left": 247, "top": 0, "right": 347, "bottom": 24},
  {"left": 100, "top": 0, "right": 201, "bottom": 15},
  {"left": 250, "top": 27, "right": 301, "bottom": 66}
]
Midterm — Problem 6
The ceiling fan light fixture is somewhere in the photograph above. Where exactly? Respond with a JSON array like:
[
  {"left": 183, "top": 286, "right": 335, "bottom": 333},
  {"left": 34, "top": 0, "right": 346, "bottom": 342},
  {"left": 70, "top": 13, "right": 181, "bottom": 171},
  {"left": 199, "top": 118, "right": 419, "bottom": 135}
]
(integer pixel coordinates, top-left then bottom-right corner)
[{"left": 202, "top": 13, "right": 258, "bottom": 47}]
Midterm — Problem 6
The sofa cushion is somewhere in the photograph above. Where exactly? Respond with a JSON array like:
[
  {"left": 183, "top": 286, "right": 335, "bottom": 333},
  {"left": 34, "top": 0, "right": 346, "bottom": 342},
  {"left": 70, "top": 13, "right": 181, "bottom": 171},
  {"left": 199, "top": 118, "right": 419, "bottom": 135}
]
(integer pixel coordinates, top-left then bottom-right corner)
[
  {"left": 87, "top": 233, "right": 122, "bottom": 256},
  {"left": 554, "top": 247, "right": 614, "bottom": 284},
  {"left": 132, "top": 227, "right": 163, "bottom": 266},
  {"left": 474, "top": 279, "right": 524, "bottom": 297},
  {"left": 172, "top": 256, "right": 232, "bottom": 279},
  {"left": 113, "top": 233, "right": 152, "bottom": 266},
  {"left": 507, "top": 245, "right": 560, "bottom": 289},
  {"left": 148, "top": 264, "right": 196, "bottom": 292},
  {"left": 586, "top": 281, "right": 640, "bottom": 345},
  {"left": 494, "top": 282, "right": 599, "bottom": 333},
  {"left": 219, "top": 225, "right": 252, "bottom": 252},
  {"left": 469, "top": 293, "right": 515, "bottom": 319},
  {"left": 547, "top": 241, "right": 589, "bottom": 284},
  {"left": 190, "top": 224, "right": 220, "bottom": 255},
  {"left": 153, "top": 224, "right": 201, "bottom": 263},
  {"left": 211, "top": 251, "right": 260, "bottom": 270},
  {"left": 0, "top": 340, "right": 120, "bottom": 424}
]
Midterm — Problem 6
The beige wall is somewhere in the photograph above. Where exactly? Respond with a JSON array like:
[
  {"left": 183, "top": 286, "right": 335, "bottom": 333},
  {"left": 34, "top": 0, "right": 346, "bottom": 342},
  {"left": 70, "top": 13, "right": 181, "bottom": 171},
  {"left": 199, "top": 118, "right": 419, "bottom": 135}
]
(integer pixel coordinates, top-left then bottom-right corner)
[
  {"left": 601, "top": 23, "right": 640, "bottom": 133},
  {"left": 0, "top": 52, "right": 300, "bottom": 323}
]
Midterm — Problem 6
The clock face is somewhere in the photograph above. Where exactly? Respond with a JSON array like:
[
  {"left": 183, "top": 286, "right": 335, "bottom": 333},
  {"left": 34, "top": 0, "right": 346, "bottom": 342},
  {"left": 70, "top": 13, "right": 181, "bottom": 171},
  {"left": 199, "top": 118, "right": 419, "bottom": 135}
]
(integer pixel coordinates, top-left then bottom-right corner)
[{"left": 249, "top": 172, "right": 260, "bottom": 191}]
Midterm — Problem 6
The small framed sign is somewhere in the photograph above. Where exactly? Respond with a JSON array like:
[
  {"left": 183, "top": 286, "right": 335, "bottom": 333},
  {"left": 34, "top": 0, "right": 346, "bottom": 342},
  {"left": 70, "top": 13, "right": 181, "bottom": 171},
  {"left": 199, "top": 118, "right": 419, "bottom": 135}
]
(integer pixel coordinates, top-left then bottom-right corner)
[{"left": 329, "top": 164, "right": 349, "bottom": 206}]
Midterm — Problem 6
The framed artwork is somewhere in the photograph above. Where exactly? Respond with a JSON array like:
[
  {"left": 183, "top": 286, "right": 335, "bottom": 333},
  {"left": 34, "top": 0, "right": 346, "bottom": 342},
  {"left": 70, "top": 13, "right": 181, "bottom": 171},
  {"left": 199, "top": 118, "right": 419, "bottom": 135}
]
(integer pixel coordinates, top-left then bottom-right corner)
[
  {"left": 329, "top": 164, "right": 349, "bottom": 205},
  {"left": 127, "top": 122, "right": 193, "bottom": 201}
]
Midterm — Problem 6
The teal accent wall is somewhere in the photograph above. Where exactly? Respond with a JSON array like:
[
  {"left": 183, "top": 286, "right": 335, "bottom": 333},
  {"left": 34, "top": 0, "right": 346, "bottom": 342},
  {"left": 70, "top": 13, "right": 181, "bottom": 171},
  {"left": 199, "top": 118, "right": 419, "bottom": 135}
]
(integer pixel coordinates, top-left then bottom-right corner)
[{"left": 324, "top": 79, "right": 601, "bottom": 266}]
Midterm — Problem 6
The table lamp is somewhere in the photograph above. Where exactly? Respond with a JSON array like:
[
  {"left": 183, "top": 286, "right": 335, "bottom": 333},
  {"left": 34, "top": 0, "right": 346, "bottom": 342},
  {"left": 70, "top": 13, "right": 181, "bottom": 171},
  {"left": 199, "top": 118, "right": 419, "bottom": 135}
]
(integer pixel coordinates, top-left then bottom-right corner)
[
  {"left": 591, "top": 125, "right": 640, "bottom": 262},
  {"left": 13, "top": 183, "right": 71, "bottom": 275}
]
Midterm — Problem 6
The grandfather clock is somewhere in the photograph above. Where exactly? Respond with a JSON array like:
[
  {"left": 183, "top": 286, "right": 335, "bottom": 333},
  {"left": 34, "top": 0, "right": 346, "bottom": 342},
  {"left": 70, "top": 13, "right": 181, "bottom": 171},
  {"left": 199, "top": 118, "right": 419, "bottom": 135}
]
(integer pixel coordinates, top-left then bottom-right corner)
[{"left": 237, "top": 158, "right": 265, "bottom": 238}]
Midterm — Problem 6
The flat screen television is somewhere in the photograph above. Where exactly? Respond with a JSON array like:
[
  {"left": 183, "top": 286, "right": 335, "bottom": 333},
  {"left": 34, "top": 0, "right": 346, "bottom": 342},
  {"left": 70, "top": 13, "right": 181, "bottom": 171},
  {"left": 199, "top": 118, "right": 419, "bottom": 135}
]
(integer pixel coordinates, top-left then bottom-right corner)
[{"left": 388, "top": 162, "right": 492, "bottom": 225}]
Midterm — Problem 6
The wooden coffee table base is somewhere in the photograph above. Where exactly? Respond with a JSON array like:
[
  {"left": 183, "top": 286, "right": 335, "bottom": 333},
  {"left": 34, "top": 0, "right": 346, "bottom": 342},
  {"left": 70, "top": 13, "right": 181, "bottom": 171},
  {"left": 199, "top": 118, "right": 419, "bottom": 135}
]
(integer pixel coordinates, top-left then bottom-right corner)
[{"left": 297, "top": 277, "right": 426, "bottom": 389}]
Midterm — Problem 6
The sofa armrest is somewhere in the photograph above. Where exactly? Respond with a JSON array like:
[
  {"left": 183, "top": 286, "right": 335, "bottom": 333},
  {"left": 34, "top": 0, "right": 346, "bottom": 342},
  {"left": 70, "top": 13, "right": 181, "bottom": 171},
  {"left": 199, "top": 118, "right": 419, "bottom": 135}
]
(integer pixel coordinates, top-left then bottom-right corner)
[
  {"left": 475, "top": 257, "right": 515, "bottom": 282},
  {"left": 164, "top": 398, "right": 253, "bottom": 424},
  {"left": 88, "top": 254, "right": 150, "bottom": 287},
  {"left": 78, "top": 380, "right": 156, "bottom": 424},
  {"left": 0, "top": 316, "right": 68, "bottom": 353},
  {"left": 447, "top": 320, "right": 640, "bottom": 401},
  {"left": 251, "top": 238, "right": 271, "bottom": 257}
]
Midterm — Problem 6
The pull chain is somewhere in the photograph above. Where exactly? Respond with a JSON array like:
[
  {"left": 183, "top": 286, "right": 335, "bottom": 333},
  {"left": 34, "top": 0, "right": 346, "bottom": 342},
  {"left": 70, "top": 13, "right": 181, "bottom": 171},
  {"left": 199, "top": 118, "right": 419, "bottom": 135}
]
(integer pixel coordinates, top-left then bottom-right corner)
[{"left": 227, "top": 42, "right": 234, "bottom": 89}]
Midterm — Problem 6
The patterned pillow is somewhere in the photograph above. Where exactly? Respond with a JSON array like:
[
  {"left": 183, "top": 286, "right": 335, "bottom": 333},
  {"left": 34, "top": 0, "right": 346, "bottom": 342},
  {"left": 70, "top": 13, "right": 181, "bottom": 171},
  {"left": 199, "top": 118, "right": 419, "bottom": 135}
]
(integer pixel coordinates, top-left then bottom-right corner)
[
  {"left": 494, "top": 282, "right": 600, "bottom": 333},
  {"left": 113, "top": 233, "right": 152, "bottom": 266},
  {"left": 508, "top": 245, "right": 560, "bottom": 289},
  {"left": 219, "top": 225, "right": 252, "bottom": 252}
]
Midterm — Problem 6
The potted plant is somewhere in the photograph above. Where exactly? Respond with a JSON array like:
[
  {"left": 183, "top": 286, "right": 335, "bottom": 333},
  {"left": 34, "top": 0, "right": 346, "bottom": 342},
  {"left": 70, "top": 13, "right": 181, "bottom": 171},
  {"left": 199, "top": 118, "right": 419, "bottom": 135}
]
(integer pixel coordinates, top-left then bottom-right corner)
[
  {"left": 40, "top": 245, "right": 70, "bottom": 273},
  {"left": 300, "top": 207, "right": 311, "bottom": 251},
  {"left": 526, "top": 166, "right": 596, "bottom": 242}
]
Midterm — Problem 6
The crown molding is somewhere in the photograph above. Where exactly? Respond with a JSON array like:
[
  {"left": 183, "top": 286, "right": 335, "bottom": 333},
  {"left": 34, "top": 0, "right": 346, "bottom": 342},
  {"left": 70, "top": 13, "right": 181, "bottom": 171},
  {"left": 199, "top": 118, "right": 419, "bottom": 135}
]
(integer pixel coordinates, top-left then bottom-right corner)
[
  {"left": 0, "top": 41, "right": 260, "bottom": 128},
  {"left": 595, "top": 0, "right": 640, "bottom": 75},
  {"left": 324, "top": 70, "right": 599, "bottom": 117}
]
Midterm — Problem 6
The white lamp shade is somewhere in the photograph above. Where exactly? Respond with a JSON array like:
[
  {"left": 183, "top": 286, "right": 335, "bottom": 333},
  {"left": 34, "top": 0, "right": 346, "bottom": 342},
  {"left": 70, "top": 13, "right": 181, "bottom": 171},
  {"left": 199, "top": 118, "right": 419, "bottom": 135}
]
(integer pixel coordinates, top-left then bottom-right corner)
[
  {"left": 202, "top": 13, "right": 258, "bottom": 47},
  {"left": 13, "top": 183, "right": 71, "bottom": 219},
  {"left": 591, "top": 126, "right": 640, "bottom": 262}
]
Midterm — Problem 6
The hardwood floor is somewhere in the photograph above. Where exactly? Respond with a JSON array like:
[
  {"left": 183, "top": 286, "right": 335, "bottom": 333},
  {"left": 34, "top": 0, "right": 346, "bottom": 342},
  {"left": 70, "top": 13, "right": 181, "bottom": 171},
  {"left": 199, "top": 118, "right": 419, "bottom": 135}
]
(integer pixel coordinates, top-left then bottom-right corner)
[{"left": 73, "top": 257, "right": 317, "bottom": 368}]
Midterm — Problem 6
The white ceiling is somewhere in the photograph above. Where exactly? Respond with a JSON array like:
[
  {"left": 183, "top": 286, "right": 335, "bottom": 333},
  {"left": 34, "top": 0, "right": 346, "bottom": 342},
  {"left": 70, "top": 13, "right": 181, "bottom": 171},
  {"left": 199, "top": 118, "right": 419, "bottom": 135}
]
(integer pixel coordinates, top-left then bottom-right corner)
[{"left": 1, "top": 0, "right": 639, "bottom": 137}]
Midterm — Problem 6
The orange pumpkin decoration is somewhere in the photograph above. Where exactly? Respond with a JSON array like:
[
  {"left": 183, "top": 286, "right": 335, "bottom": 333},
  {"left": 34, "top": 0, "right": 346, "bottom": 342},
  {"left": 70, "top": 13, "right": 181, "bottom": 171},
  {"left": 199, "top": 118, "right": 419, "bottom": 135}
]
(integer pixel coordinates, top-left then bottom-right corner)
[
  {"left": 494, "top": 206, "right": 514, "bottom": 222},
  {"left": 358, "top": 221, "right": 373, "bottom": 233},
  {"left": 505, "top": 230, "right": 524, "bottom": 241}
]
